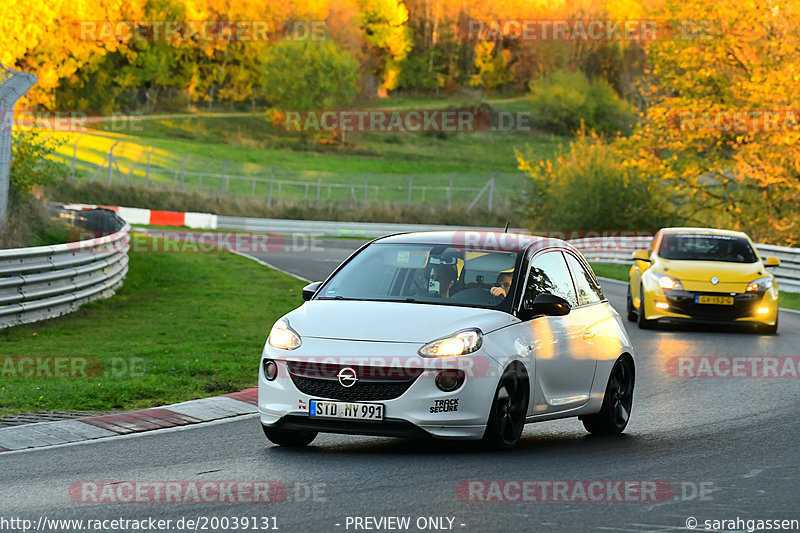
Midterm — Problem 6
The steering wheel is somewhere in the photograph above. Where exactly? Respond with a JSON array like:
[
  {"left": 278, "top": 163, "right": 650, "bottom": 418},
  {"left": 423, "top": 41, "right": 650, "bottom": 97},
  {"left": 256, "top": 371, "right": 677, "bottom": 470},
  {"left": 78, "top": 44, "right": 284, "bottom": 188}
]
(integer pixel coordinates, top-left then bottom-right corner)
[{"left": 449, "top": 287, "right": 503, "bottom": 305}]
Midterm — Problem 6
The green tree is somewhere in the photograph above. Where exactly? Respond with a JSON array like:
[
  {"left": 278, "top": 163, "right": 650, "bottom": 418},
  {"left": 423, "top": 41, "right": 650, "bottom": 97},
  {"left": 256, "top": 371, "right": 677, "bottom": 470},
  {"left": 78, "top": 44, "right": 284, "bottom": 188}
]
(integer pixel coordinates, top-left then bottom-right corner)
[{"left": 261, "top": 40, "right": 359, "bottom": 111}]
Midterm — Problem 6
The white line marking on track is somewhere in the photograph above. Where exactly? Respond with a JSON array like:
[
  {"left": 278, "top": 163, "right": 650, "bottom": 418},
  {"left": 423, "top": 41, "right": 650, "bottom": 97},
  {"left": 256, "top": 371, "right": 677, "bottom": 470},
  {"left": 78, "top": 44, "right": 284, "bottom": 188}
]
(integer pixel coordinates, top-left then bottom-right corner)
[{"left": 230, "top": 250, "right": 312, "bottom": 282}]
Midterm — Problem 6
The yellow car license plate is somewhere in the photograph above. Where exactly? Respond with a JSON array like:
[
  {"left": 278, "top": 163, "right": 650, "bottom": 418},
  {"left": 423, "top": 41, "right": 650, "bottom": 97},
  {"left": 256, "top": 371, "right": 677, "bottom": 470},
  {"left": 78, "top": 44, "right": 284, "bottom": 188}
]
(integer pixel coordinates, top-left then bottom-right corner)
[{"left": 696, "top": 295, "right": 734, "bottom": 305}]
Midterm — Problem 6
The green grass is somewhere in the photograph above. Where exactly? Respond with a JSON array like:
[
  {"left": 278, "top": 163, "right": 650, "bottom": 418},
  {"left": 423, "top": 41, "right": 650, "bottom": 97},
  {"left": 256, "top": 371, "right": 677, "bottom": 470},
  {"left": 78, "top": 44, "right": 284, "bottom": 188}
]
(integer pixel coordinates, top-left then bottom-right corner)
[
  {"left": 590, "top": 262, "right": 800, "bottom": 311},
  {"left": 48, "top": 96, "right": 563, "bottom": 206},
  {"left": 0, "top": 234, "right": 305, "bottom": 416},
  {"left": 779, "top": 291, "right": 800, "bottom": 311},
  {"left": 590, "top": 262, "right": 630, "bottom": 282}
]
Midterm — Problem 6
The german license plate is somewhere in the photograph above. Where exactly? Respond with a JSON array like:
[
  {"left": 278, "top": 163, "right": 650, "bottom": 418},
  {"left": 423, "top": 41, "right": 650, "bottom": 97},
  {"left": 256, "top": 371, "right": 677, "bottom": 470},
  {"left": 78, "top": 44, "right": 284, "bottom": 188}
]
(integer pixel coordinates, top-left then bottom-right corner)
[
  {"left": 309, "top": 400, "right": 384, "bottom": 421},
  {"left": 696, "top": 295, "right": 734, "bottom": 305}
]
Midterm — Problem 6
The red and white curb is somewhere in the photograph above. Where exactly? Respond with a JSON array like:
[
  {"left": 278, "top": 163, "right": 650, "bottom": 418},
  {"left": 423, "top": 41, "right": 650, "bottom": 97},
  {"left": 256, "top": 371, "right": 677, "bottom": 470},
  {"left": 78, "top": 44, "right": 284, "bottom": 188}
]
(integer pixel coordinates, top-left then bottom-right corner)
[
  {"left": 62, "top": 203, "right": 218, "bottom": 229},
  {"left": 0, "top": 388, "right": 257, "bottom": 452}
]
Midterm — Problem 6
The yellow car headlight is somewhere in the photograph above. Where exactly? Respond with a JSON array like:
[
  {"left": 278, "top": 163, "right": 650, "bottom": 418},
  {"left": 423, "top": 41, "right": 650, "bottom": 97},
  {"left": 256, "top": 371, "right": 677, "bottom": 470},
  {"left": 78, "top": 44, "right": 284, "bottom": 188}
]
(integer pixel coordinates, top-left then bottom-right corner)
[
  {"left": 419, "top": 329, "right": 482, "bottom": 357},
  {"left": 746, "top": 277, "right": 773, "bottom": 292},
  {"left": 654, "top": 273, "right": 684, "bottom": 290},
  {"left": 268, "top": 319, "right": 301, "bottom": 350}
]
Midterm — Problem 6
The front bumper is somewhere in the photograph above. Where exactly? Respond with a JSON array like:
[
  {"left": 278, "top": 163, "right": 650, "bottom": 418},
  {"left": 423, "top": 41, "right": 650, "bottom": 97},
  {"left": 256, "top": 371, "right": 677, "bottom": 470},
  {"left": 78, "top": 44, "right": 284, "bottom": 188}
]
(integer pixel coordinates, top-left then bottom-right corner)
[
  {"left": 644, "top": 288, "right": 778, "bottom": 326},
  {"left": 258, "top": 341, "right": 503, "bottom": 440}
]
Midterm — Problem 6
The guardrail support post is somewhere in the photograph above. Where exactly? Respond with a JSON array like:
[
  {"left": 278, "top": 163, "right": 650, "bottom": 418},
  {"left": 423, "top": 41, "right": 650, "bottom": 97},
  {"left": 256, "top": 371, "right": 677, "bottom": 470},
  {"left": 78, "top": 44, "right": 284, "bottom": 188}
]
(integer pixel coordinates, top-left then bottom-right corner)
[
  {"left": 363, "top": 173, "right": 370, "bottom": 206},
  {"left": 407, "top": 174, "right": 416, "bottom": 206},
  {"left": 0, "top": 64, "right": 37, "bottom": 227}
]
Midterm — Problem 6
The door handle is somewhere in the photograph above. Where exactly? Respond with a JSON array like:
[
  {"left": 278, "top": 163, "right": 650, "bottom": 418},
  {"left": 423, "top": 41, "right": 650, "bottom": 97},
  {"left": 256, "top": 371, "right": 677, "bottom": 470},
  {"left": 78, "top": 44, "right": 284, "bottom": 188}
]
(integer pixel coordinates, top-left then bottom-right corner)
[{"left": 583, "top": 330, "right": 596, "bottom": 340}]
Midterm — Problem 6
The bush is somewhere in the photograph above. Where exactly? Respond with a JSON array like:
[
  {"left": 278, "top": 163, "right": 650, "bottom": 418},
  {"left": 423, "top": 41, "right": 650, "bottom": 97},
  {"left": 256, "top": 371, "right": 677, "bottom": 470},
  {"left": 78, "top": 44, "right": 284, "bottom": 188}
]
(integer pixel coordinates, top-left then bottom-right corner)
[
  {"left": 527, "top": 69, "right": 636, "bottom": 137},
  {"left": 0, "top": 131, "right": 71, "bottom": 249},
  {"left": 516, "top": 132, "right": 677, "bottom": 231}
]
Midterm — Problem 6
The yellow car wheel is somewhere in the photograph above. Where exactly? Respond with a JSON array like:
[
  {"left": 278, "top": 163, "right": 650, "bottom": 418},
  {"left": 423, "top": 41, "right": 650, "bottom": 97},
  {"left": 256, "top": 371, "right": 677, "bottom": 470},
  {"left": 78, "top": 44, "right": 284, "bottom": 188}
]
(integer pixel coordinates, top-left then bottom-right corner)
[{"left": 637, "top": 284, "right": 657, "bottom": 330}]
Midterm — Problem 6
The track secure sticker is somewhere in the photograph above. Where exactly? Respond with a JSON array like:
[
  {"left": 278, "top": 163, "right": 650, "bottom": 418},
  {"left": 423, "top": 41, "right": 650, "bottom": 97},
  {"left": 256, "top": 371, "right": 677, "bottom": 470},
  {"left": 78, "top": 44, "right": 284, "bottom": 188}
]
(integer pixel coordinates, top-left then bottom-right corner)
[{"left": 430, "top": 399, "right": 459, "bottom": 413}]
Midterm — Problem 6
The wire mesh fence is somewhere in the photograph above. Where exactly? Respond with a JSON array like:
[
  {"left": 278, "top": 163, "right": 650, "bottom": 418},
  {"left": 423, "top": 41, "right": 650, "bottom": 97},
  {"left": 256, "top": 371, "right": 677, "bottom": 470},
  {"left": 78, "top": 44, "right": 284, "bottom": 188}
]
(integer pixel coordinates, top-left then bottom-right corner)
[{"left": 61, "top": 137, "right": 525, "bottom": 212}]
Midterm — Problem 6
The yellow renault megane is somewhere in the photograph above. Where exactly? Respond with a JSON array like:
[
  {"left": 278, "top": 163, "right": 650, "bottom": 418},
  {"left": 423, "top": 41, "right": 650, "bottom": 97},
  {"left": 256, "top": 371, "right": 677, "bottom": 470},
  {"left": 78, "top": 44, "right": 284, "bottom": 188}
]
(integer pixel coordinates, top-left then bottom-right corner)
[{"left": 628, "top": 228, "right": 780, "bottom": 333}]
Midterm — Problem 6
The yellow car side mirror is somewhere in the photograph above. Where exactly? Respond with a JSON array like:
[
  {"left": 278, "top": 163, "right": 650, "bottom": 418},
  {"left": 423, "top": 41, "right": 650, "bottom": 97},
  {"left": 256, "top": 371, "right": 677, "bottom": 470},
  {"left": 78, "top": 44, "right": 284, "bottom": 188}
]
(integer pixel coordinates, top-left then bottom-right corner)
[
  {"left": 631, "top": 250, "right": 651, "bottom": 263},
  {"left": 764, "top": 256, "right": 780, "bottom": 267}
]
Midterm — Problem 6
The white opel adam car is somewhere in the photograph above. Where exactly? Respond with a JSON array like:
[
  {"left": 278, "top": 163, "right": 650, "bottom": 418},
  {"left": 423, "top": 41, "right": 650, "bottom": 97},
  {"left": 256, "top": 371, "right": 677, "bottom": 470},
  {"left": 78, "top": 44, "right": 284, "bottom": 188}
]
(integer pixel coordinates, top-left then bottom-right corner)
[{"left": 259, "top": 232, "right": 635, "bottom": 449}]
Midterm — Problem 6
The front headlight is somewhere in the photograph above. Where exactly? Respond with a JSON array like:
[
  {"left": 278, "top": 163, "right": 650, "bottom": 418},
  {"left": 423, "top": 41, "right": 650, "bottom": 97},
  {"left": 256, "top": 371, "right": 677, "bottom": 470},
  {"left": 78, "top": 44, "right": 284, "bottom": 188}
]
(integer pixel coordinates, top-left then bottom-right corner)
[
  {"left": 419, "top": 328, "right": 482, "bottom": 357},
  {"left": 654, "top": 273, "right": 684, "bottom": 290},
  {"left": 746, "top": 277, "right": 773, "bottom": 292},
  {"left": 268, "top": 319, "right": 301, "bottom": 350}
]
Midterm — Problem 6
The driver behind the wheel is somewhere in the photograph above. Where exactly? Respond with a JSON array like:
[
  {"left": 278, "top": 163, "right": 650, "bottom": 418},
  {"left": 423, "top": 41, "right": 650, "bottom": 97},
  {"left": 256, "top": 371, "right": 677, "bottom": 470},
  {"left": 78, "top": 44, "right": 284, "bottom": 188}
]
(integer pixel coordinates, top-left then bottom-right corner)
[
  {"left": 490, "top": 272, "right": 513, "bottom": 299},
  {"left": 430, "top": 264, "right": 458, "bottom": 299}
]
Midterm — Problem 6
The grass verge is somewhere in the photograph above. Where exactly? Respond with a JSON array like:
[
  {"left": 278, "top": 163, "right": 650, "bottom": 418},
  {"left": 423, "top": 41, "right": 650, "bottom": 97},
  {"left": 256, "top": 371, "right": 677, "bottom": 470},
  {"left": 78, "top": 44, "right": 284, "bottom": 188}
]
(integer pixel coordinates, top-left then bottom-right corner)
[
  {"left": 590, "top": 262, "right": 800, "bottom": 311},
  {"left": 0, "top": 233, "right": 304, "bottom": 416}
]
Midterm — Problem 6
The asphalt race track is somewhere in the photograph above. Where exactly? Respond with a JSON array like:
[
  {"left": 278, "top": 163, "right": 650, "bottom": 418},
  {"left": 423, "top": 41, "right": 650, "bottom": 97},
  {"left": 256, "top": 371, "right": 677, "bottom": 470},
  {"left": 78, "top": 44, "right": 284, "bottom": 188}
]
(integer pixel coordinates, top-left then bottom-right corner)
[{"left": 2, "top": 239, "right": 799, "bottom": 533}]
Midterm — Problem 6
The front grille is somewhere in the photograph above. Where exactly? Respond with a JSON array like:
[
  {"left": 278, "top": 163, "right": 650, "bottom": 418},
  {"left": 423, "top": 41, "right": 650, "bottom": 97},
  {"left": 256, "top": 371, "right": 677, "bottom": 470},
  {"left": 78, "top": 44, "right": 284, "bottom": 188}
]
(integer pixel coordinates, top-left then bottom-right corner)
[
  {"left": 665, "top": 290, "right": 759, "bottom": 320},
  {"left": 287, "top": 361, "right": 423, "bottom": 401}
]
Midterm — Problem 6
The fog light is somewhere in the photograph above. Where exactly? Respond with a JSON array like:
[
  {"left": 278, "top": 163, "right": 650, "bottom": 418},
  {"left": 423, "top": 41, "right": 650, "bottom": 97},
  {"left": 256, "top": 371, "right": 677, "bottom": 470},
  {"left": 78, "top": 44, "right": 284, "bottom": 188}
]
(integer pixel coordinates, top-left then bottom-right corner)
[
  {"left": 757, "top": 307, "right": 769, "bottom": 315},
  {"left": 435, "top": 370, "right": 465, "bottom": 392},
  {"left": 655, "top": 302, "right": 669, "bottom": 310},
  {"left": 263, "top": 359, "right": 278, "bottom": 381}
]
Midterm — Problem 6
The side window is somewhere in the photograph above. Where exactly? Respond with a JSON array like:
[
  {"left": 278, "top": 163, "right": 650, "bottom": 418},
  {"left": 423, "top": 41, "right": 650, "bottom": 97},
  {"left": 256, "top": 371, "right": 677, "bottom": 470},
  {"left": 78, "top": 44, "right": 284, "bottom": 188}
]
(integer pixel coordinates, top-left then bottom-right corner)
[
  {"left": 564, "top": 253, "right": 603, "bottom": 306},
  {"left": 525, "top": 252, "right": 578, "bottom": 308}
]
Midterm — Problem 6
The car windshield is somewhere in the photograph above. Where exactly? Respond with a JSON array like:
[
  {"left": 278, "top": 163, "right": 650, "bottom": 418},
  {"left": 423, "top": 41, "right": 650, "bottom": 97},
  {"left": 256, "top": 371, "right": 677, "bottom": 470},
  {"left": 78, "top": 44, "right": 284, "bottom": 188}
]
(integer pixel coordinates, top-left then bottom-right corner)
[
  {"left": 658, "top": 234, "right": 758, "bottom": 263},
  {"left": 316, "top": 243, "right": 521, "bottom": 311}
]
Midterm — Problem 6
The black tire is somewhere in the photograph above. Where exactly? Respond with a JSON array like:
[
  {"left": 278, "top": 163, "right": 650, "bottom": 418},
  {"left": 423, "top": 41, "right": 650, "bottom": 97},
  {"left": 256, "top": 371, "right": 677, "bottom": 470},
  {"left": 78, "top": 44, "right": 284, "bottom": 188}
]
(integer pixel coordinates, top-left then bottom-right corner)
[
  {"left": 637, "top": 284, "right": 657, "bottom": 330},
  {"left": 626, "top": 285, "right": 637, "bottom": 322},
  {"left": 581, "top": 356, "right": 634, "bottom": 435},
  {"left": 262, "top": 425, "right": 317, "bottom": 447},
  {"left": 482, "top": 362, "right": 529, "bottom": 450}
]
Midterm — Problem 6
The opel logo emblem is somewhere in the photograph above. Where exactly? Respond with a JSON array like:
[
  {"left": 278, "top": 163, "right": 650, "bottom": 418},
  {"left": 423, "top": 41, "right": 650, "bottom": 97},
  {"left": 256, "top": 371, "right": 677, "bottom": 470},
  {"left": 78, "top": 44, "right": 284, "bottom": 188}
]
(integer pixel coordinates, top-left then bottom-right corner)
[
  {"left": 710, "top": 276, "right": 719, "bottom": 285},
  {"left": 337, "top": 367, "right": 358, "bottom": 388}
]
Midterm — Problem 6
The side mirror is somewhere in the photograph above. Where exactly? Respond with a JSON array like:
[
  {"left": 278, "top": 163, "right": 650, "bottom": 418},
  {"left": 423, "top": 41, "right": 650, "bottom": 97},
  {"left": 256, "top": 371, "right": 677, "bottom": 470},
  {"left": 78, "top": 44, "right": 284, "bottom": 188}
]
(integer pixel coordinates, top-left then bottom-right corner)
[
  {"left": 631, "top": 250, "right": 651, "bottom": 263},
  {"left": 302, "top": 281, "right": 323, "bottom": 301},
  {"left": 764, "top": 256, "right": 780, "bottom": 268},
  {"left": 519, "top": 293, "right": 571, "bottom": 320}
]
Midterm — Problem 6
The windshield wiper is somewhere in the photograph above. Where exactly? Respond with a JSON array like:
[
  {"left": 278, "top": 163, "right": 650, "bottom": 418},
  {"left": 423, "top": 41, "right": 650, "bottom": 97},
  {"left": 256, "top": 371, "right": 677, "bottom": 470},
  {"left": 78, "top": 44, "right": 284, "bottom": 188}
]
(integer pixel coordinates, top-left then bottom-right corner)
[{"left": 316, "top": 296, "right": 366, "bottom": 301}]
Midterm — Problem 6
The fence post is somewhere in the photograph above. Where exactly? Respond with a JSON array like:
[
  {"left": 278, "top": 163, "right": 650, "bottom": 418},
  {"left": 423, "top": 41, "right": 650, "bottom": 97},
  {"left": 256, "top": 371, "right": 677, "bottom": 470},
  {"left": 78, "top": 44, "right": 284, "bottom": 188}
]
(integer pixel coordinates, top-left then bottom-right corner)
[
  {"left": 145, "top": 147, "right": 153, "bottom": 186},
  {"left": 268, "top": 167, "right": 275, "bottom": 205},
  {"left": 180, "top": 154, "right": 189, "bottom": 190},
  {"left": 487, "top": 171, "right": 497, "bottom": 212},
  {"left": 220, "top": 160, "right": 229, "bottom": 193},
  {"left": 70, "top": 135, "right": 83, "bottom": 178},
  {"left": 316, "top": 173, "right": 322, "bottom": 206},
  {"left": 107, "top": 141, "right": 119, "bottom": 184},
  {"left": 447, "top": 172, "right": 456, "bottom": 208},
  {"left": 363, "top": 173, "right": 370, "bottom": 206},
  {"left": 251, "top": 178, "right": 256, "bottom": 196},
  {"left": 407, "top": 174, "right": 416, "bottom": 206}
]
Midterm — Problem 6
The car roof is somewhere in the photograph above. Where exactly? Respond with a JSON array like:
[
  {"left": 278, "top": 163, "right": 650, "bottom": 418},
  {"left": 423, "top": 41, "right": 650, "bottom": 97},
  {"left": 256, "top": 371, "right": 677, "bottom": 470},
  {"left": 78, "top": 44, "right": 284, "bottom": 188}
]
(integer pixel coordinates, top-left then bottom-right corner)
[
  {"left": 659, "top": 227, "right": 750, "bottom": 239},
  {"left": 373, "top": 231, "right": 582, "bottom": 256}
]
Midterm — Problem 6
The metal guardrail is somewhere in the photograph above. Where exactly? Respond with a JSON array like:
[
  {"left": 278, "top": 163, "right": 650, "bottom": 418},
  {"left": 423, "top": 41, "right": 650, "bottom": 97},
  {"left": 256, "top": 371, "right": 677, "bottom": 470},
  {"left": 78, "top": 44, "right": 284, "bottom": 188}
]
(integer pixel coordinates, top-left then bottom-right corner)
[
  {"left": 573, "top": 236, "right": 800, "bottom": 293},
  {"left": 0, "top": 209, "right": 130, "bottom": 329}
]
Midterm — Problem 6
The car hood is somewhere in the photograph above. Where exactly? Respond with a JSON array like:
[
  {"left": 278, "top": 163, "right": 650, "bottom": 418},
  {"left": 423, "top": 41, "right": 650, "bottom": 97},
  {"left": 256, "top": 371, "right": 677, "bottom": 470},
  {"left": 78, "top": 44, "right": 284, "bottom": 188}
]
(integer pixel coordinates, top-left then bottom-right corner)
[
  {"left": 654, "top": 258, "right": 767, "bottom": 283},
  {"left": 283, "top": 300, "right": 518, "bottom": 343}
]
